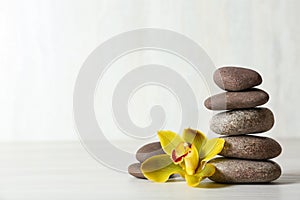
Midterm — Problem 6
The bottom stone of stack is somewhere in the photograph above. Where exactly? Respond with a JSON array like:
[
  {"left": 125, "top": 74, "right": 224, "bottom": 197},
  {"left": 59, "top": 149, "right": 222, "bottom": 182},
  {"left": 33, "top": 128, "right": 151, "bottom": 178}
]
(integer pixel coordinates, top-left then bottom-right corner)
[
  {"left": 208, "top": 158, "right": 281, "bottom": 183},
  {"left": 128, "top": 163, "right": 146, "bottom": 179}
]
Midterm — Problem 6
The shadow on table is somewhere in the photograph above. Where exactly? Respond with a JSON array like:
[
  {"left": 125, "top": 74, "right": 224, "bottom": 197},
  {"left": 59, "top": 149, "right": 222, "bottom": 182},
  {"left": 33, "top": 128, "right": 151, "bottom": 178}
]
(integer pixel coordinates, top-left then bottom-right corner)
[
  {"left": 196, "top": 182, "right": 232, "bottom": 189},
  {"left": 166, "top": 173, "right": 300, "bottom": 187},
  {"left": 167, "top": 176, "right": 231, "bottom": 188},
  {"left": 215, "top": 173, "right": 300, "bottom": 186},
  {"left": 271, "top": 173, "right": 300, "bottom": 185}
]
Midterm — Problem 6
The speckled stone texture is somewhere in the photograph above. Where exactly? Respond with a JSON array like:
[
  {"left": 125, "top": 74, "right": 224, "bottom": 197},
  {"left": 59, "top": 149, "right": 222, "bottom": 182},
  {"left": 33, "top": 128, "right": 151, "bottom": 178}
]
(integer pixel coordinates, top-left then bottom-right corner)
[
  {"left": 128, "top": 163, "right": 146, "bottom": 179},
  {"left": 208, "top": 158, "right": 281, "bottom": 183},
  {"left": 214, "top": 67, "right": 262, "bottom": 91},
  {"left": 219, "top": 135, "right": 282, "bottom": 160},
  {"left": 204, "top": 89, "right": 269, "bottom": 110},
  {"left": 136, "top": 142, "right": 165, "bottom": 163},
  {"left": 210, "top": 108, "right": 274, "bottom": 135}
]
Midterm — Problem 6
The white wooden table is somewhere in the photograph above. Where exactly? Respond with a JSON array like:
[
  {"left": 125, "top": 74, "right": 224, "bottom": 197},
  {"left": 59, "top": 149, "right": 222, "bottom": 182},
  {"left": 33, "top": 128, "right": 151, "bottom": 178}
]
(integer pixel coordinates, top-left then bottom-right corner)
[{"left": 0, "top": 139, "right": 298, "bottom": 200}]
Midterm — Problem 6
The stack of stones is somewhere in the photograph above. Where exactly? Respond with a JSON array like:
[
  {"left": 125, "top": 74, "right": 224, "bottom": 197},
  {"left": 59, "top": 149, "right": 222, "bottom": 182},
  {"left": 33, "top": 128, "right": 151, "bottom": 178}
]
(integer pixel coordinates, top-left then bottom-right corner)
[
  {"left": 128, "top": 66, "right": 282, "bottom": 184},
  {"left": 205, "top": 66, "right": 282, "bottom": 183}
]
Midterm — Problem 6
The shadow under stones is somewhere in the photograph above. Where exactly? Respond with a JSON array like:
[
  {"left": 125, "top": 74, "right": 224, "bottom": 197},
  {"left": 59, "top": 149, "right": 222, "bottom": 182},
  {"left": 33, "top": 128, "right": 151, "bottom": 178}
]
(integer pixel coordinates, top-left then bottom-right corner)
[
  {"left": 197, "top": 173, "right": 300, "bottom": 186},
  {"left": 167, "top": 174, "right": 185, "bottom": 183},
  {"left": 271, "top": 173, "right": 300, "bottom": 185},
  {"left": 196, "top": 182, "right": 232, "bottom": 189},
  {"left": 167, "top": 174, "right": 231, "bottom": 188},
  {"left": 165, "top": 173, "right": 300, "bottom": 187}
]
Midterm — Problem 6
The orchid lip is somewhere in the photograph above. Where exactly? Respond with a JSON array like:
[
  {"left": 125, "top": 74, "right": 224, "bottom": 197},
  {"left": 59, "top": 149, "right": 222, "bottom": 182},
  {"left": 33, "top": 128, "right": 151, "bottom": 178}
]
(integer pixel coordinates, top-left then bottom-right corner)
[
  {"left": 171, "top": 142, "right": 192, "bottom": 163},
  {"left": 172, "top": 150, "right": 188, "bottom": 163}
]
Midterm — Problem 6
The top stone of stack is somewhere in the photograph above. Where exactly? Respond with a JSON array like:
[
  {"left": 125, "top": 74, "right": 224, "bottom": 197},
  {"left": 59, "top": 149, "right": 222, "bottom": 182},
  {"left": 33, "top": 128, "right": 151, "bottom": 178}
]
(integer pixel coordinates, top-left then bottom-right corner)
[{"left": 214, "top": 67, "right": 262, "bottom": 91}]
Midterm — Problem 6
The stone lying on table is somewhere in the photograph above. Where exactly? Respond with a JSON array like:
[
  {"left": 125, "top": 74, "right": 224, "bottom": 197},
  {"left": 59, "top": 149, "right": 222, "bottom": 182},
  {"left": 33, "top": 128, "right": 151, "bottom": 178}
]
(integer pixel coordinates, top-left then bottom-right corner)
[
  {"left": 128, "top": 162, "right": 179, "bottom": 179},
  {"left": 204, "top": 88, "right": 269, "bottom": 110},
  {"left": 210, "top": 108, "right": 274, "bottom": 135},
  {"left": 213, "top": 66, "right": 262, "bottom": 91},
  {"left": 128, "top": 163, "right": 146, "bottom": 179},
  {"left": 219, "top": 135, "right": 282, "bottom": 160},
  {"left": 136, "top": 142, "right": 165, "bottom": 163},
  {"left": 208, "top": 158, "right": 281, "bottom": 183}
]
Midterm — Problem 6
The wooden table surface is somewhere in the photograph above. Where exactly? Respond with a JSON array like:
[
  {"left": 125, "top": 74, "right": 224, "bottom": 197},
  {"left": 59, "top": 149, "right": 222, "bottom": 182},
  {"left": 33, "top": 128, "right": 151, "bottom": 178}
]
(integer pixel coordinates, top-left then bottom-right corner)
[{"left": 0, "top": 139, "right": 299, "bottom": 200}]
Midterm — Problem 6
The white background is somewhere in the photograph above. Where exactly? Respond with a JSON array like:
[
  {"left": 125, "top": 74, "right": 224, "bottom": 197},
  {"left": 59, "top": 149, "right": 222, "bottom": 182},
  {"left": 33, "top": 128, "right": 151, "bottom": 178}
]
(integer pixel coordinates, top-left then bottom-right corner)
[{"left": 1, "top": 0, "right": 299, "bottom": 141}]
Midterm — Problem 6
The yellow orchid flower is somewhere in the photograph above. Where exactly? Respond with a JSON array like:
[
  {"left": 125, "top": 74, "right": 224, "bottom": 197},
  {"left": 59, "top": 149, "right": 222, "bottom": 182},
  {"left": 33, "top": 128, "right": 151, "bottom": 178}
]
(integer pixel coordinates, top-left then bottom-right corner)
[{"left": 141, "top": 128, "right": 225, "bottom": 187}]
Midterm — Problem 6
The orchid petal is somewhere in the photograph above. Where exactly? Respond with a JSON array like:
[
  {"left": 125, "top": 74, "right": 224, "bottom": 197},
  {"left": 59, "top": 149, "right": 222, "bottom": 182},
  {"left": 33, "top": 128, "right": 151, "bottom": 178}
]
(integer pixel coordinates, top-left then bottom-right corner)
[
  {"left": 199, "top": 138, "right": 225, "bottom": 167},
  {"left": 158, "top": 130, "right": 184, "bottom": 155},
  {"left": 186, "top": 163, "right": 216, "bottom": 186},
  {"left": 195, "top": 163, "right": 216, "bottom": 178},
  {"left": 182, "top": 128, "right": 207, "bottom": 152},
  {"left": 184, "top": 144, "right": 199, "bottom": 175},
  {"left": 141, "top": 154, "right": 184, "bottom": 183},
  {"left": 185, "top": 174, "right": 201, "bottom": 187}
]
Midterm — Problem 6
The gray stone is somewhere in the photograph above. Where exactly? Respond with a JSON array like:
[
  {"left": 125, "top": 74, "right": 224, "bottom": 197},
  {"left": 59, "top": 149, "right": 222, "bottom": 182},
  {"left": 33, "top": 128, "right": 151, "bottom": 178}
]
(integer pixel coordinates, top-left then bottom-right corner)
[
  {"left": 136, "top": 142, "right": 165, "bottom": 163},
  {"left": 220, "top": 135, "right": 282, "bottom": 160},
  {"left": 209, "top": 158, "right": 281, "bottom": 183},
  {"left": 128, "top": 163, "right": 146, "bottom": 179},
  {"left": 128, "top": 163, "right": 179, "bottom": 179},
  {"left": 210, "top": 108, "right": 274, "bottom": 135},
  {"left": 214, "top": 67, "right": 262, "bottom": 91},
  {"left": 204, "top": 89, "right": 269, "bottom": 110}
]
